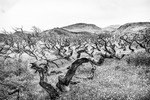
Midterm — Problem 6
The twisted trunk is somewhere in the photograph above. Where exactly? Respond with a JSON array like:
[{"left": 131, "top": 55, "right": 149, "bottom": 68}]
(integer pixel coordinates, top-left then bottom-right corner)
[
  {"left": 56, "top": 58, "right": 90, "bottom": 91},
  {"left": 30, "top": 63, "right": 59, "bottom": 100},
  {"left": 56, "top": 57, "right": 104, "bottom": 92},
  {"left": 39, "top": 72, "right": 59, "bottom": 100}
]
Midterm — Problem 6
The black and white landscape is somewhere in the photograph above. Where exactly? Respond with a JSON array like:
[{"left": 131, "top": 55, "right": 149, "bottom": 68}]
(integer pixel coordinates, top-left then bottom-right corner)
[
  {"left": 0, "top": 0, "right": 150, "bottom": 100},
  {"left": 0, "top": 22, "right": 150, "bottom": 100}
]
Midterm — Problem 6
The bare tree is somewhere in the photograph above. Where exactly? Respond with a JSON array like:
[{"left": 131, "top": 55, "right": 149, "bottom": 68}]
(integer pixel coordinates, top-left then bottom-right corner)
[
  {"left": 96, "top": 35, "right": 125, "bottom": 60},
  {"left": 135, "top": 33, "right": 150, "bottom": 53},
  {"left": 76, "top": 45, "right": 93, "bottom": 58},
  {"left": 56, "top": 58, "right": 91, "bottom": 92},
  {"left": 43, "top": 36, "right": 74, "bottom": 61},
  {"left": 31, "top": 26, "right": 41, "bottom": 37},
  {"left": 119, "top": 34, "right": 135, "bottom": 52},
  {"left": 30, "top": 63, "right": 59, "bottom": 100}
]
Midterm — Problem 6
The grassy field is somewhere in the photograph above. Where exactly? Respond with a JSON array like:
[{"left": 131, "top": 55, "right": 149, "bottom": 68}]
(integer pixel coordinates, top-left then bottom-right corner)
[
  {"left": 1, "top": 51, "right": 150, "bottom": 100},
  {"left": 58, "top": 54, "right": 150, "bottom": 100},
  {"left": 1, "top": 27, "right": 150, "bottom": 100}
]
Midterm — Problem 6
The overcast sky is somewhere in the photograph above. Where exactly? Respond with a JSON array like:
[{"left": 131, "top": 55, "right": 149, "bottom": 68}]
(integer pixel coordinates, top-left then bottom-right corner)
[{"left": 0, "top": 0, "right": 150, "bottom": 31}]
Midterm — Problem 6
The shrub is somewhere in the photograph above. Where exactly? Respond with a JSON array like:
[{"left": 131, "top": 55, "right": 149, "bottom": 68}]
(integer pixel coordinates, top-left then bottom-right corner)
[
  {"left": 0, "top": 58, "right": 35, "bottom": 100},
  {"left": 126, "top": 52, "right": 150, "bottom": 67}
]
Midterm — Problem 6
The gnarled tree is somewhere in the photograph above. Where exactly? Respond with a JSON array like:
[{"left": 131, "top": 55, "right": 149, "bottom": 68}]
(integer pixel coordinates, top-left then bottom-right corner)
[{"left": 30, "top": 63, "right": 59, "bottom": 100}]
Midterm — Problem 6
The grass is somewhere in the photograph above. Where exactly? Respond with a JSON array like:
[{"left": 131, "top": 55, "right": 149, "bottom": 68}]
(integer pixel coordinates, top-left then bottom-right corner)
[
  {"left": 1, "top": 51, "right": 150, "bottom": 100},
  {"left": 0, "top": 58, "right": 36, "bottom": 100},
  {"left": 55, "top": 57, "right": 150, "bottom": 100}
]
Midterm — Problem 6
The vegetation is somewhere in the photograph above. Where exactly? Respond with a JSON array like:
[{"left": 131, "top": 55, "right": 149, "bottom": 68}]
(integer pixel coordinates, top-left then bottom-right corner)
[{"left": 0, "top": 26, "right": 150, "bottom": 100}]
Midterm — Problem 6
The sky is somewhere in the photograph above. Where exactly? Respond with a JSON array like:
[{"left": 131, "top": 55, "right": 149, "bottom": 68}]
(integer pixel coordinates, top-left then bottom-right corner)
[{"left": 0, "top": 0, "right": 150, "bottom": 31}]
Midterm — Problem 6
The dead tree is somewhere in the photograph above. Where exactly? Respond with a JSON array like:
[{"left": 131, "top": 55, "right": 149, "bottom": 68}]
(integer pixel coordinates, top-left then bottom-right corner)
[
  {"left": 39, "top": 70, "right": 59, "bottom": 100},
  {"left": 119, "top": 34, "right": 135, "bottom": 52},
  {"left": 31, "top": 26, "right": 41, "bottom": 37},
  {"left": 10, "top": 28, "right": 39, "bottom": 60},
  {"left": 58, "top": 46, "right": 74, "bottom": 61},
  {"left": 76, "top": 46, "right": 94, "bottom": 59},
  {"left": 56, "top": 58, "right": 91, "bottom": 92},
  {"left": 74, "top": 39, "right": 87, "bottom": 51},
  {"left": 56, "top": 56, "right": 110, "bottom": 91},
  {"left": 135, "top": 33, "right": 150, "bottom": 53},
  {"left": 56, "top": 36, "right": 125, "bottom": 91},
  {"left": 37, "top": 49, "right": 60, "bottom": 68},
  {"left": 118, "top": 39, "right": 127, "bottom": 51},
  {"left": 30, "top": 63, "right": 59, "bottom": 100},
  {"left": 2, "top": 30, "right": 35, "bottom": 60},
  {"left": 73, "top": 39, "right": 94, "bottom": 59},
  {"left": 97, "top": 35, "right": 125, "bottom": 60},
  {"left": 93, "top": 42, "right": 102, "bottom": 51},
  {"left": 13, "top": 27, "right": 37, "bottom": 49},
  {"left": 23, "top": 48, "right": 38, "bottom": 60},
  {"left": 56, "top": 57, "right": 105, "bottom": 92},
  {"left": 44, "top": 37, "right": 74, "bottom": 61}
]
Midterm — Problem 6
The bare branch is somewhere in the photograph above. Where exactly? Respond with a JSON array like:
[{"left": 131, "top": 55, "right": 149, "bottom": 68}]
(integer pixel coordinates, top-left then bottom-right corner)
[
  {"left": 97, "top": 35, "right": 125, "bottom": 60},
  {"left": 120, "top": 34, "right": 135, "bottom": 52}
]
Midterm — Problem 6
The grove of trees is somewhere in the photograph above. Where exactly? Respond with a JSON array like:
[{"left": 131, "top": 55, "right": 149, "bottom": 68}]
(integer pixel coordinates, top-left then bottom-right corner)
[{"left": 0, "top": 27, "right": 150, "bottom": 100}]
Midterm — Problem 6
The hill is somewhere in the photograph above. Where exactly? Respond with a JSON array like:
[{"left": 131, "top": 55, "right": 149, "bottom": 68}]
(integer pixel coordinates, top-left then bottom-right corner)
[
  {"left": 62, "top": 23, "right": 102, "bottom": 33},
  {"left": 102, "top": 25, "right": 120, "bottom": 32},
  {"left": 1, "top": 22, "right": 150, "bottom": 42},
  {"left": 113, "top": 22, "right": 150, "bottom": 35},
  {"left": 39, "top": 27, "right": 95, "bottom": 40}
]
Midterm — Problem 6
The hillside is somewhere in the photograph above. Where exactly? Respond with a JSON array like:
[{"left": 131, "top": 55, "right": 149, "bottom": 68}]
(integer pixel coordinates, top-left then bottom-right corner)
[
  {"left": 102, "top": 25, "right": 120, "bottom": 32},
  {"left": 1, "top": 22, "right": 150, "bottom": 41},
  {"left": 62, "top": 23, "right": 102, "bottom": 33},
  {"left": 113, "top": 22, "right": 150, "bottom": 35},
  {"left": 1, "top": 22, "right": 150, "bottom": 100},
  {"left": 40, "top": 27, "right": 94, "bottom": 37}
]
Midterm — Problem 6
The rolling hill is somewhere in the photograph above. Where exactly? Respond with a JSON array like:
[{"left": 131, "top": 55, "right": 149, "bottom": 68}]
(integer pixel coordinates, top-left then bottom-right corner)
[
  {"left": 39, "top": 27, "right": 95, "bottom": 40},
  {"left": 62, "top": 23, "right": 102, "bottom": 33},
  {"left": 102, "top": 25, "right": 120, "bottom": 32},
  {"left": 113, "top": 22, "right": 150, "bottom": 35},
  {"left": 0, "top": 22, "right": 150, "bottom": 41}
]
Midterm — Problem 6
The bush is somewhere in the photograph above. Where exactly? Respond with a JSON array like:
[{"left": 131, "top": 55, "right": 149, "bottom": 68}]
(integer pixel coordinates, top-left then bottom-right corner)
[
  {"left": 0, "top": 58, "right": 35, "bottom": 100},
  {"left": 126, "top": 52, "right": 150, "bottom": 67}
]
